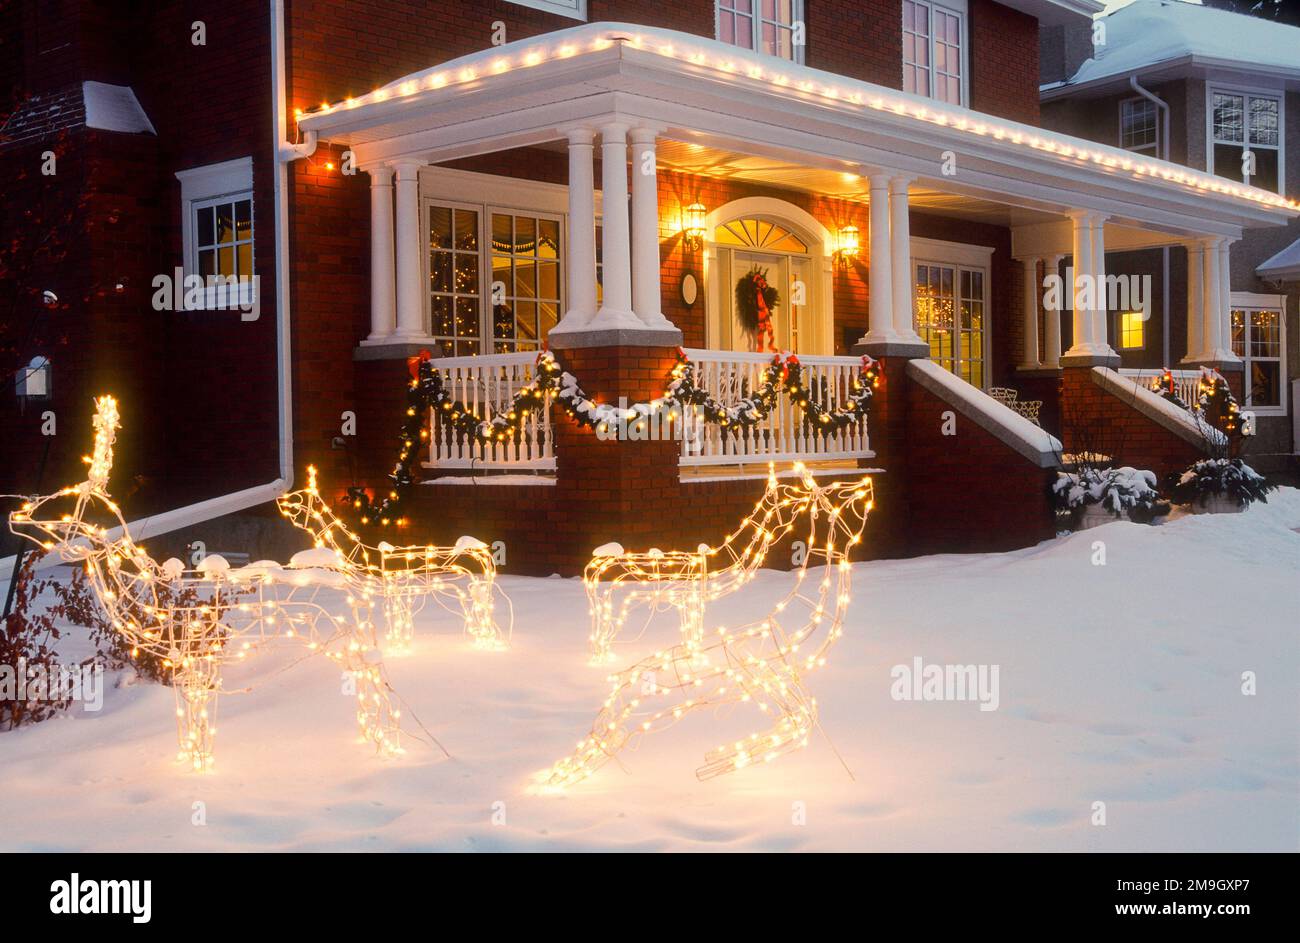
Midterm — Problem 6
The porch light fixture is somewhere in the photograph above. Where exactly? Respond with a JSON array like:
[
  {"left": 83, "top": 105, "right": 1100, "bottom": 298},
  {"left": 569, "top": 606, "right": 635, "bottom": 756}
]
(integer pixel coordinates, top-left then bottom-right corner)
[
  {"left": 834, "top": 225, "right": 859, "bottom": 269},
  {"left": 681, "top": 202, "right": 706, "bottom": 250}
]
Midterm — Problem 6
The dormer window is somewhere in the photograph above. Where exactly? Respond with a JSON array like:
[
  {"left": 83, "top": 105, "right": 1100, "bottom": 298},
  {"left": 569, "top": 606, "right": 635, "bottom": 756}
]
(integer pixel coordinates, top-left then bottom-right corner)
[{"left": 902, "top": 0, "right": 967, "bottom": 107}]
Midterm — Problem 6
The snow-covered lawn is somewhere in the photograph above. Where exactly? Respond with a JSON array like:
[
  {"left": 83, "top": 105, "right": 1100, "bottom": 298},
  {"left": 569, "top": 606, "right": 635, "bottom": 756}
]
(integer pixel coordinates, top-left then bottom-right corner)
[{"left": 2, "top": 490, "right": 1297, "bottom": 852}]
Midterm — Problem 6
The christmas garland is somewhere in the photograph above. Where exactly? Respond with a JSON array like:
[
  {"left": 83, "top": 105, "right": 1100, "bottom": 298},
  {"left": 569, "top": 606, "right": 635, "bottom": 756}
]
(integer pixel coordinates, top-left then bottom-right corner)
[
  {"left": 1148, "top": 368, "right": 1189, "bottom": 410},
  {"left": 348, "top": 348, "right": 880, "bottom": 528},
  {"left": 1195, "top": 368, "right": 1245, "bottom": 436}
]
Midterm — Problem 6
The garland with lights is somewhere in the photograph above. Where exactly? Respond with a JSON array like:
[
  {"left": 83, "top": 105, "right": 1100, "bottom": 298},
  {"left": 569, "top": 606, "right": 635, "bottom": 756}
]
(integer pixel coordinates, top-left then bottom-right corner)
[
  {"left": 1195, "top": 367, "right": 1245, "bottom": 437},
  {"left": 1148, "top": 368, "right": 1189, "bottom": 410},
  {"left": 348, "top": 348, "right": 879, "bottom": 528}
]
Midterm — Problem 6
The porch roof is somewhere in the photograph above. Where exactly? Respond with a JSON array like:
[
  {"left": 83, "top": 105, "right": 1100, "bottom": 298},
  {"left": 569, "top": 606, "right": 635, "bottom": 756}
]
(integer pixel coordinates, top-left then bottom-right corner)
[{"left": 298, "top": 22, "right": 1297, "bottom": 239}]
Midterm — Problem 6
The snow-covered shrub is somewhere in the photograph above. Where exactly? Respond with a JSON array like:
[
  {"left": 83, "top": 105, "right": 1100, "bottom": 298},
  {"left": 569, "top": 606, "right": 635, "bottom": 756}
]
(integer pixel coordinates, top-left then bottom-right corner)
[
  {"left": 0, "top": 556, "right": 74, "bottom": 730},
  {"left": 1053, "top": 466, "right": 1161, "bottom": 518},
  {"left": 1170, "top": 458, "right": 1276, "bottom": 510}
]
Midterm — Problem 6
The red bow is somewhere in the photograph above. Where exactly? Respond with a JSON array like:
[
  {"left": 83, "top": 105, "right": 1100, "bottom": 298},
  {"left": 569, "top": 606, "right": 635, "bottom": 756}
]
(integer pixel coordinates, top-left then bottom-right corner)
[{"left": 407, "top": 349, "right": 432, "bottom": 381}]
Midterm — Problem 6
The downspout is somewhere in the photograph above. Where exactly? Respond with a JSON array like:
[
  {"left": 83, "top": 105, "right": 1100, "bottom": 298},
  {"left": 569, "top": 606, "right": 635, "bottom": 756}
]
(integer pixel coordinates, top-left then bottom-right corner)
[
  {"left": 1131, "top": 75, "right": 1172, "bottom": 365},
  {"left": 2, "top": 0, "right": 312, "bottom": 576}
]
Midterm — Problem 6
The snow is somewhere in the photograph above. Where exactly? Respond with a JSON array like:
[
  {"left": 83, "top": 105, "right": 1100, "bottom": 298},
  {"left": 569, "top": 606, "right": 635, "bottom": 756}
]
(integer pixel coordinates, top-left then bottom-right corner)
[
  {"left": 2, "top": 489, "right": 1298, "bottom": 851},
  {"left": 1093, "top": 367, "right": 1227, "bottom": 448},
  {"left": 81, "top": 82, "right": 156, "bottom": 136},
  {"left": 1053, "top": 0, "right": 1300, "bottom": 90},
  {"left": 1257, "top": 235, "right": 1300, "bottom": 281}
]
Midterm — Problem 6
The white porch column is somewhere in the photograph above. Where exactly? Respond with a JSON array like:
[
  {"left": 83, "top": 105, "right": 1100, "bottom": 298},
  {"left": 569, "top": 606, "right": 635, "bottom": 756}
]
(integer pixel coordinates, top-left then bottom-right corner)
[
  {"left": 888, "top": 175, "right": 920, "bottom": 342},
  {"left": 554, "top": 127, "right": 597, "bottom": 333},
  {"left": 365, "top": 166, "right": 396, "bottom": 343},
  {"left": 1090, "top": 213, "right": 1112, "bottom": 352},
  {"left": 391, "top": 159, "right": 430, "bottom": 340},
  {"left": 1019, "top": 256, "right": 1041, "bottom": 368},
  {"left": 863, "top": 173, "right": 894, "bottom": 342},
  {"left": 587, "top": 121, "right": 639, "bottom": 329},
  {"left": 1043, "top": 254, "right": 1064, "bottom": 368},
  {"left": 629, "top": 126, "right": 671, "bottom": 329},
  {"left": 1200, "top": 236, "right": 1222, "bottom": 360},
  {"left": 1214, "top": 238, "right": 1240, "bottom": 362},
  {"left": 1182, "top": 240, "right": 1206, "bottom": 362},
  {"left": 1065, "top": 212, "right": 1093, "bottom": 356}
]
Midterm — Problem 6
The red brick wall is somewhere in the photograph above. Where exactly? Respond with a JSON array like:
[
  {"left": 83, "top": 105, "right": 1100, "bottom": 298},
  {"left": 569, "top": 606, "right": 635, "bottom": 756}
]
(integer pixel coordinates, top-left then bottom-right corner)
[
  {"left": 1060, "top": 366, "right": 1205, "bottom": 484},
  {"left": 970, "top": 0, "right": 1040, "bottom": 126}
]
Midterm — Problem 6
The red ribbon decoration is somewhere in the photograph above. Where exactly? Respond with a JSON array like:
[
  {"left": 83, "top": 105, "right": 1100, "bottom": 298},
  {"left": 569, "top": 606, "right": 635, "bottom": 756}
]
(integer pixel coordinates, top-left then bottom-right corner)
[{"left": 407, "top": 348, "right": 432, "bottom": 381}]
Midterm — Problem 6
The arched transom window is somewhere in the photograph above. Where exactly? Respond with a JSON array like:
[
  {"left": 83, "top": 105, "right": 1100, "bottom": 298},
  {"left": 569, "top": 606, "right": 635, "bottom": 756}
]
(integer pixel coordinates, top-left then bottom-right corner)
[{"left": 714, "top": 217, "right": 809, "bottom": 253}]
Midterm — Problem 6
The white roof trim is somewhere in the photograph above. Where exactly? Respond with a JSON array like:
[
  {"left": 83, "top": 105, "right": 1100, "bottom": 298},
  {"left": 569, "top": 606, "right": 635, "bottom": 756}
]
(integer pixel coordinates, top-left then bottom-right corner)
[
  {"left": 298, "top": 23, "right": 1297, "bottom": 233},
  {"left": 1256, "top": 236, "right": 1300, "bottom": 282}
]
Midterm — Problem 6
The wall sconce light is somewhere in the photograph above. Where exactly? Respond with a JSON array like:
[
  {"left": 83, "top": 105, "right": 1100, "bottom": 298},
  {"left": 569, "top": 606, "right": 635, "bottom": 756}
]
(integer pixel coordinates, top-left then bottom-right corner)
[
  {"left": 682, "top": 202, "right": 706, "bottom": 250},
  {"left": 834, "top": 225, "right": 859, "bottom": 270}
]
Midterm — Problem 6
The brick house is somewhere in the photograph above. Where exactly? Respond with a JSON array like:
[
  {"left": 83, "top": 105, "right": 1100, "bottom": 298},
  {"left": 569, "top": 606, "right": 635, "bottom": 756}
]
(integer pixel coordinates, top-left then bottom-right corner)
[
  {"left": 2, "top": 0, "right": 1296, "bottom": 575},
  {"left": 1041, "top": 0, "right": 1300, "bottom": 471}
]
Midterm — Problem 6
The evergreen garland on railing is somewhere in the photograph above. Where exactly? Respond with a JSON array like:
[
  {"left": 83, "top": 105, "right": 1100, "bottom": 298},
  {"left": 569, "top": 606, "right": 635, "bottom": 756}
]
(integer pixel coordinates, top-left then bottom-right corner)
[{"left": 348, "top": 348, "right": 880, "bottom": 528}]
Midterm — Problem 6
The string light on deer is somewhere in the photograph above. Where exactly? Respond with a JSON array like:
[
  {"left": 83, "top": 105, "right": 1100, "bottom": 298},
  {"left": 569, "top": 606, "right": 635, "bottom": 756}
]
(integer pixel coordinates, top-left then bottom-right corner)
[
  {"left": 278, "top": 466, "right": 509, "bottom": 650},
  {"left": 8, "top": 397, "right": 404, "bottom": 772},
  {"left": 586, "top": 463, "right": 811, "bottom": 663},
  {"left": 540, "top": 467, "right": 874, "bottom": 788}
]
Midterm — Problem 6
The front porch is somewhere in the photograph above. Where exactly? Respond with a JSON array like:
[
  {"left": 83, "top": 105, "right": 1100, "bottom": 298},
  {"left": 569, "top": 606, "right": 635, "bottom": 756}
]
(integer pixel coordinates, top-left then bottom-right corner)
[{"left": 296, "top": 22, "right": 1297, "bottom": 570}]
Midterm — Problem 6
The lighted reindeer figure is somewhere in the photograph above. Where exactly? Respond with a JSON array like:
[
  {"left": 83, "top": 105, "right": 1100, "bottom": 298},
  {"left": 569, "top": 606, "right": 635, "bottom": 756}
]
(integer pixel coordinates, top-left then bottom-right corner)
[
  {"left": 276, "top": 466, "right": 508, "bottom": 650},
  {"left": 542, "top": 469, "right": 874, "bottom": 788},
  {"left": 584, "top": 465, "right": 809, "bottom": 663},
  {"left": 8, "top": 397, "right": 403, "bottom": 771}
]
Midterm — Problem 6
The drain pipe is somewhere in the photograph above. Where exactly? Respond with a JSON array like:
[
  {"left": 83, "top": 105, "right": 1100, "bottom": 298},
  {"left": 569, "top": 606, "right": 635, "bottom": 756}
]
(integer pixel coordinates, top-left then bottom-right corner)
[
  {"left": 1, "top": 0, "right": 311, "bottom": 577},
  {"left": 1131, "top": 75, "right": 1172, "bottom": 364}
]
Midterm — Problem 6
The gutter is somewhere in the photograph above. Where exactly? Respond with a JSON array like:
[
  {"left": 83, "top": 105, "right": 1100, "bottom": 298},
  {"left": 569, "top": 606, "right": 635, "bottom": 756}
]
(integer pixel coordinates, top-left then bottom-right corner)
[{"left": 3, "top": 0, "right": 305, "bottom": 575}]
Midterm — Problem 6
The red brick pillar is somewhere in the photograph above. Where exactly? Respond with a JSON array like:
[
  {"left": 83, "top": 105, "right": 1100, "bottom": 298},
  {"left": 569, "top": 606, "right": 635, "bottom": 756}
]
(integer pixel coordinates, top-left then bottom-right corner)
[{"left": 550, "top": 344, "right": 683, "bottom": 574}]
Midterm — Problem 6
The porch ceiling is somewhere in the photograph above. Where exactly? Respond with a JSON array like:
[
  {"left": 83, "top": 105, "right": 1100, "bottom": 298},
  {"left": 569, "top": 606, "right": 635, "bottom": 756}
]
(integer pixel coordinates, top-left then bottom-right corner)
[{"left": 298, "top": 23, "right": 1298, "bottom": 240}]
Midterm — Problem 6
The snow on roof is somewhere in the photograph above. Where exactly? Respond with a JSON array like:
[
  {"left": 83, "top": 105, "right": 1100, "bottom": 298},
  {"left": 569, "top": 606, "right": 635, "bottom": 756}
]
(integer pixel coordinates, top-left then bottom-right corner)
[
  {"left": 906, "top": 358, "right": 1063, "bottom": 467},
  {"left": 1054, "top": 0, "right": 1300, "bottom": 90},
  {"left": 82, "top": 82, "right": 155, "bottom": 135},
  {"left": 1256, "top": 235, "right": 1300, "bottom": 281}
]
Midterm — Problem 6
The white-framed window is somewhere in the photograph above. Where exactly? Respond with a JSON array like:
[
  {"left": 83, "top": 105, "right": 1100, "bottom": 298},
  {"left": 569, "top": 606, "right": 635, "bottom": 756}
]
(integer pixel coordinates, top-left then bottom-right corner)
[
  {"left": 1230, "top": 292, "right": 1287, "bottom": 415},
  {"left": 420, "top": 169, "right": 576, "bottom": 357},
  {"left": 175, "top": 157, "right": 255, "bottom": 310},
  {"left": 1119, "top": 97, "right": 1159, "bottom": 155},
  {"left": 1208, "top": 85, "right": 1284, "bottom": 193},
  {"left": 911, "top": 237, "right": 992, "bottom": 389},
  {"left": 1116, "top": 310, "right": 1145, "bottom": 350},
  {"left": 902, "top": 0, "right": 966, "bottom": 107},
  {"left": 716, "top": 0, "right": 805, "bottom": 63},
  {"left": 503, "top": 0, "right": 587, "bottom": 20}
]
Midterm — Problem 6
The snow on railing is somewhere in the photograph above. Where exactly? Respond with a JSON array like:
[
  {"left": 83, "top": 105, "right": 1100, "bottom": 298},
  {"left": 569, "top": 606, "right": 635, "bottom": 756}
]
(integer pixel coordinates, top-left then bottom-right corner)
[
  {"left": 424, "top": 351, "right": 555, "bottom": 470},
  {"left": 1118, "top": 368, "right": 1200, "bottom": 410},
  {"left": 679, "top": 349, "right": 872, "bottom": 467},
  {"left": 1093, "top": 368, "right": 1227, "bottom": 449}
]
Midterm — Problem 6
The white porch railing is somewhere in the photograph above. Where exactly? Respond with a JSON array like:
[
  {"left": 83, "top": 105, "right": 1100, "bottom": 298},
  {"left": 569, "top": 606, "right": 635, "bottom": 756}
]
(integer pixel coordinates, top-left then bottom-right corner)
[
  {"left": 1118, "top": 368, "right": 1200, "bottom": 408},
  {"left": 678, "top": 349, "right": 872, "bottom": 467},
  {"left": 424, "top": 351, "right": 555, "bottom": 470}
]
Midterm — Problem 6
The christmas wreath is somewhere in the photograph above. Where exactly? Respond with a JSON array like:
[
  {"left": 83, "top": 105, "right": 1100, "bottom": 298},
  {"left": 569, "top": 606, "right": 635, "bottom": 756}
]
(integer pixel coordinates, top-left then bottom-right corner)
[{"left": 734, "top": 267, "right": 780, "bottom": 352}]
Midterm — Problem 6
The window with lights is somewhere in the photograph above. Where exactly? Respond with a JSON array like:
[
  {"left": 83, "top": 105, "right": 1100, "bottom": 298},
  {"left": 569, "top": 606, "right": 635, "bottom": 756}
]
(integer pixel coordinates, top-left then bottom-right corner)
[{"left": 1230, "top": 300, "right": 1287, "bottom": 414}]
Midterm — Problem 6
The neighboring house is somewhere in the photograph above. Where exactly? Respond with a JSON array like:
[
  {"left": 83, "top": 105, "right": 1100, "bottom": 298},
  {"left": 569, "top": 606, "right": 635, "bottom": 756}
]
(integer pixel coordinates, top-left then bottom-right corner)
[
  {"left": 2, "top": 0, "right": 1296, "bottom": 574},
  {"left": 1041, "top": 0, "right": 1300, "bottom": 471}
]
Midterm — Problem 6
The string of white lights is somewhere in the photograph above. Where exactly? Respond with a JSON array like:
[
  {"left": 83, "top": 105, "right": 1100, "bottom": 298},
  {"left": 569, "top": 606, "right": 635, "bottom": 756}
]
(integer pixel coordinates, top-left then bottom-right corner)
[{"left": 541, "top": 467, "right": 874, "bottom": 788}]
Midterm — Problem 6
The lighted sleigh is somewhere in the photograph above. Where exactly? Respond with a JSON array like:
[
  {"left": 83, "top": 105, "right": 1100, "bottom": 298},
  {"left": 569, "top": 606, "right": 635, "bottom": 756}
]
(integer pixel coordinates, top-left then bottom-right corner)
[
  {"left": 543, "top": 467, "right": 874, "bottom": 787},
  {"left": 276, "top": 466, "right": 509, "bottom": 650},
  {"left": 8, "top": 397, "right": 403, "bottom": 771}
]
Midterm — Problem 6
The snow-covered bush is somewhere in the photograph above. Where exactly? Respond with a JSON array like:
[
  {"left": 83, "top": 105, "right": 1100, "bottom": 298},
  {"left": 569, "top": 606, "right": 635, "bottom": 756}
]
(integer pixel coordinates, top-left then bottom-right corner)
[
  {"left": 1, "top": 557, "right": 75, "bottom": 730},
  {"left": 1170, "top": 458, "right": 1276, "bottom": 510},
  {"left": 1053, "top": 466, "right": 1161, "bottom": 518}
]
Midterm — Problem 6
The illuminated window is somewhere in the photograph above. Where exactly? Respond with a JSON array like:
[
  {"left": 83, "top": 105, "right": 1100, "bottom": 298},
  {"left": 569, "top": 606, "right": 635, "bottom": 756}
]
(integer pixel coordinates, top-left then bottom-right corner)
[
  {"left": 903, "top": 0, "right": 966, "bottom": 106},
  {"left": 175, "top": 157, "right": 255, "bottom": 310},
  {"left": 915, "top": 260, "right": 985, "bottom": 388},
  {"left": 717, "top": 0, "right": 805, "bottom": 63},
  {"left": 1117, "top": 311, "right": 1145, "bottom": 349},
  {"left": 1231, "top": 299, "right": 1286, "bottom": 412},
  {"left": 427, "top": 201, "right": 563, "bottom": 357}
]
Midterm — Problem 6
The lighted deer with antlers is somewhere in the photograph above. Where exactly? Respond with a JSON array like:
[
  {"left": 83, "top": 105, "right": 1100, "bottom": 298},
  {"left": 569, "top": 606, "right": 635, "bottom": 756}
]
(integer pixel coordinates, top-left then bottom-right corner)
[
  {"left": 584, "top": 465, "right": 808, "bottom": 663},
  {"left": 541, "top": 468, "right": 874, "bottom": 788},
  {"left": 275, "top": 466, "right": 508, "bottom": 651},
  {"left": 8, "top": 396, "right": 403, "bottom": 771}
]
